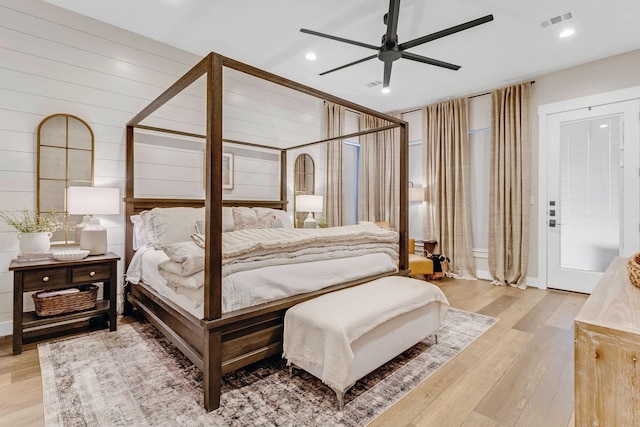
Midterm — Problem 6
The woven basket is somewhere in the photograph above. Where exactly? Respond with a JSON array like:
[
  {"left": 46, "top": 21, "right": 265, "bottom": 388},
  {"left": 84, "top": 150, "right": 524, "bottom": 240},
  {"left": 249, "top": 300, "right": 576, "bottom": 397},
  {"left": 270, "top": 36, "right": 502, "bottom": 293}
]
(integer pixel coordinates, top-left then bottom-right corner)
[
  {"left": 628, "top": 253, "right": 640, "bottom": 288},
  {"left": 32, "top": 285, "right": 98, "bottom": 317}
]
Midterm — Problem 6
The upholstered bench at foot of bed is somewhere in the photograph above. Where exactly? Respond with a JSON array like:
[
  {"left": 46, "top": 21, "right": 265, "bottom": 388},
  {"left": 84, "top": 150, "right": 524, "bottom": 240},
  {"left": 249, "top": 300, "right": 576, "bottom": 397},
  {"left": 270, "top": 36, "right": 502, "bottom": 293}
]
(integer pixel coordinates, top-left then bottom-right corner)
[{"left": 283, "top": 275, "right": 450, "bottom": 410}]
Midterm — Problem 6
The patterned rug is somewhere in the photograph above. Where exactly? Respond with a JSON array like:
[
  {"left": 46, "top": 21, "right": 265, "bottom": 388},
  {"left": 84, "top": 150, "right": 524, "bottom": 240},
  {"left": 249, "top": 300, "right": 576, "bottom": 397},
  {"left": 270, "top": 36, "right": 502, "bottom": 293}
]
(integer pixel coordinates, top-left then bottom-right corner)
[{"left": 39, "top": 308, "right": 496, "bottom": 426}]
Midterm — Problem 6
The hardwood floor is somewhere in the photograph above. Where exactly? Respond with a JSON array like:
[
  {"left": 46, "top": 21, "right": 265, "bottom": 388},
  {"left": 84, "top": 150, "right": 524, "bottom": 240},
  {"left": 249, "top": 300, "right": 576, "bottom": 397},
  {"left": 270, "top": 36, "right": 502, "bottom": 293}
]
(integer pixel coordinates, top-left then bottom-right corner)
[{"left": 0, "top": 278, "right": 585, "bottom": 426}]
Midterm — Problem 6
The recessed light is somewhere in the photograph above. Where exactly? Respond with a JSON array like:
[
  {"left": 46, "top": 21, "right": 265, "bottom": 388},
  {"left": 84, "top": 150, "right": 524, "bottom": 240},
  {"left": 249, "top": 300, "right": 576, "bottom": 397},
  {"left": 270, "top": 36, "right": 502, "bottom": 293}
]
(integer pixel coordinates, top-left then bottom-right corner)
[
  {"left": 559, "top": 28, "right": 575, "bottom": 38},
  {"left": 305, "top": 52, "right": 317, "bottom": 61},
  {"left": 600, "top": 124, "right": 609, "bottom": 128},
  {"left": 381, "top": 87, "right": 390, "bottom": 94}
]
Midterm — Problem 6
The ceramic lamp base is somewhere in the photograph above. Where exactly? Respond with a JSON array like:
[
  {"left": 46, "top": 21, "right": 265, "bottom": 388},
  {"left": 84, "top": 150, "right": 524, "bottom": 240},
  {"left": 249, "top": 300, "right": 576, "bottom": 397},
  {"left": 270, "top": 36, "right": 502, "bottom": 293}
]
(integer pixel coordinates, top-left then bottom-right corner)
[
  {"left": 80, "top": 218, "right": 107, "bottom": 255},
  {"left": 75, "top": 215, "right": 92, "bottom": 243},
  {"left": 303, "top": 213, "right": 317, "bottom": 229}
]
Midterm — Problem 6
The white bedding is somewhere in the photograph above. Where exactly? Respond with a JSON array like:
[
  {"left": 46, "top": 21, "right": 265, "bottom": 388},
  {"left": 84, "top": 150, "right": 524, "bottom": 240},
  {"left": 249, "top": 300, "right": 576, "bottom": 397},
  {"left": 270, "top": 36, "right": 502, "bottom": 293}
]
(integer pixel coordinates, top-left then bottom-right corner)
[{"left": 126, "top": 245, "right": 398, "bottom": 317}]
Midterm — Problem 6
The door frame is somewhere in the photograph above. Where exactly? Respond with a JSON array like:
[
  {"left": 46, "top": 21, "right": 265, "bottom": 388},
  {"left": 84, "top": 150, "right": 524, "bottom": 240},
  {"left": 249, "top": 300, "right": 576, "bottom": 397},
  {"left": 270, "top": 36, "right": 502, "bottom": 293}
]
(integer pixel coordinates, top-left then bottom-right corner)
[{"left": 538, "top": 85, "right": 640, "bottom": 290}]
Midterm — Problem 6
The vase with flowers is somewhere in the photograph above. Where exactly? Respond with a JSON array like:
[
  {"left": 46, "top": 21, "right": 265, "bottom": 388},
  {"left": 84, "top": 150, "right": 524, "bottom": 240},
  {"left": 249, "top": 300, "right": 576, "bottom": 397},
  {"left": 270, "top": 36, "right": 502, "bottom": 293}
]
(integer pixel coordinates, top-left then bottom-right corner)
[{"left": 0, "top": 209, "right": 63, "bottom": 254}]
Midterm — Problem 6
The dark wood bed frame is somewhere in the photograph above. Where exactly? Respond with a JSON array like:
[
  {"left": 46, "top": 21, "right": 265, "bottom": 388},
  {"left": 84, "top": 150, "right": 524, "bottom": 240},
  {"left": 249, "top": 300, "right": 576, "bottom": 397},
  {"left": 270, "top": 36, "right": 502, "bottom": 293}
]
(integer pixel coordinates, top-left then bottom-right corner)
[{"left": 124, "top": 52, "right": 409, "bottom": 411}]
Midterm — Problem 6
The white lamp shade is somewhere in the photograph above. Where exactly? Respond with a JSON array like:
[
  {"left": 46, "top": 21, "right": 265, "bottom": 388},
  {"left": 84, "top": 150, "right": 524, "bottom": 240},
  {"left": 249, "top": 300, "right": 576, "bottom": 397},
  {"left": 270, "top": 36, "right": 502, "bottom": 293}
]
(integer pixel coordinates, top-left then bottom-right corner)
[
  {"left": 67, "top": 187, "right": 120, "bottom": 215},
  {"left": 296, "top": 195, "right": 323, "bottom": 212}
]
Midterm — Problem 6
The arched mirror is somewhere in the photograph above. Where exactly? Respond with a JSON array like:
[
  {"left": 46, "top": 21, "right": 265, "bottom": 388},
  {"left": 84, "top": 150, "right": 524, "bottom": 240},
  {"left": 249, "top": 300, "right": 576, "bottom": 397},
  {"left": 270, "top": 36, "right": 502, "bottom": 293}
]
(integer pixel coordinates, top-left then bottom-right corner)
[
  {"left": 37, "top": 114, "right": 94, "bottom": 244},
  {"left": 294, "top": 153, "right": 315, "bottom": 227}
]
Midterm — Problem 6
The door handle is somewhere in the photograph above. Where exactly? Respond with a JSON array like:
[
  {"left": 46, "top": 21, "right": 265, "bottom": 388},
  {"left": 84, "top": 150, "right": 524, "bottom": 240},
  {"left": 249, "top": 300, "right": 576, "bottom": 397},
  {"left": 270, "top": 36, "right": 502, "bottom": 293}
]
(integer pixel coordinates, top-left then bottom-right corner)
[{"left": 549, "top": 219, "right": 561, "bottom": 227}]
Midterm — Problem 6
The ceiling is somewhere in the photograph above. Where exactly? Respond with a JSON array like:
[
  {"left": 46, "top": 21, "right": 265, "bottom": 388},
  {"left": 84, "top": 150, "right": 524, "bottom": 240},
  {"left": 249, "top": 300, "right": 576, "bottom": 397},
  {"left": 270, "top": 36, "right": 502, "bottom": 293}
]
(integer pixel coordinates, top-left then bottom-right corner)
[{"left": 44, "top": 0, "right": 640, "bottom": 112}]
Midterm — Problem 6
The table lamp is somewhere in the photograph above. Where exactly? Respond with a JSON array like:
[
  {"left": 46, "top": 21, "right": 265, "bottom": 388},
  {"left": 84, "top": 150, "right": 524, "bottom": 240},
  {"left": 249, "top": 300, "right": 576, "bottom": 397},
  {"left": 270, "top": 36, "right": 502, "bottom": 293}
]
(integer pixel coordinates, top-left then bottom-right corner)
[
  {"left": 296, "top": 195, "right": 323, "bottom": 228},
  {"left": 67, "top": 186, "right": 120, "bottom": 255}
]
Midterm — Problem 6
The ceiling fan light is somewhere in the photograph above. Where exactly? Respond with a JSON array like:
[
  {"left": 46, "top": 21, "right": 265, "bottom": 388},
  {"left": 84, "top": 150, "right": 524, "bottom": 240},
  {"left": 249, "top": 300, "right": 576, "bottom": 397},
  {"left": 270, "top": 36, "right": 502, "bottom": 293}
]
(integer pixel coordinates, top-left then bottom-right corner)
[
  {"left": 381, "top": 87, "right": 391, "bottom": 94},
  {"left": 305, "top": 52, "right": 317, "bottom": 61},
  {"left": 559, "top": 28, "right": 575, "bottom": 38}
]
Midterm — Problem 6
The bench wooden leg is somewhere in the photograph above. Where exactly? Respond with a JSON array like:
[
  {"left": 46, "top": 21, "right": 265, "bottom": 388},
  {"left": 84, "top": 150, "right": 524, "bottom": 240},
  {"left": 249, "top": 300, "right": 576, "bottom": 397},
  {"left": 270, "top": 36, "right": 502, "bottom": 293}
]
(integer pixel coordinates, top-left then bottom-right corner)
[{"left": 332, "top": 388, "right": 345, "bottom": 411}]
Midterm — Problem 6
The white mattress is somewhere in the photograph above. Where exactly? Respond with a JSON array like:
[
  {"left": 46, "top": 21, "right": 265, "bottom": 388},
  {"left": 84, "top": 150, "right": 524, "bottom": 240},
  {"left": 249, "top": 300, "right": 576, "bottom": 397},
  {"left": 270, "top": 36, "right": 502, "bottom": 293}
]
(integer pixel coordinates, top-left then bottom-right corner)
[{"left": 126, "top": 245, "right": 398, "bottom": 318}]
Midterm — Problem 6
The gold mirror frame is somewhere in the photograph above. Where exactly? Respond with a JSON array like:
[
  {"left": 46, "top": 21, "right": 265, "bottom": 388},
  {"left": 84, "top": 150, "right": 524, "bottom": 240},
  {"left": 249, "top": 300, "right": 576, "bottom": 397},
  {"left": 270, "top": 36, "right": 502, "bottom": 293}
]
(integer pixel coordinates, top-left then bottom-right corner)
[
  {"left": 293, "top": 153, "right": 315, "bottom": 227},
  {"left": 37, "top": 113, "right": 94, "bottom": 245}
]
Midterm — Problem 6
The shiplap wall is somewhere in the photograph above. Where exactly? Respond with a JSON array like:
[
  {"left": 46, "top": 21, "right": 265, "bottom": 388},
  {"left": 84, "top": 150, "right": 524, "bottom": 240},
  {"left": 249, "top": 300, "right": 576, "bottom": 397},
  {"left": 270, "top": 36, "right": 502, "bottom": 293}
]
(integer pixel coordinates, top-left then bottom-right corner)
[
  {"left": 0, "top": 0, "right": 202, "bottom": 336},
  {"left": 0, "top": 0, "right": 327, "bottom": 336}
]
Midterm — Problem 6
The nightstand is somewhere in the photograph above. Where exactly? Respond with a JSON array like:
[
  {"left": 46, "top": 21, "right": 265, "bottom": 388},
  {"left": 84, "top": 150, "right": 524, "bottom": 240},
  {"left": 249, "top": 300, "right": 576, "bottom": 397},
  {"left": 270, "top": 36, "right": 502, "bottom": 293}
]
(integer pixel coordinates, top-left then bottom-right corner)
[{"left": 9, "top": 252, "right": 120, "bottom": 355}]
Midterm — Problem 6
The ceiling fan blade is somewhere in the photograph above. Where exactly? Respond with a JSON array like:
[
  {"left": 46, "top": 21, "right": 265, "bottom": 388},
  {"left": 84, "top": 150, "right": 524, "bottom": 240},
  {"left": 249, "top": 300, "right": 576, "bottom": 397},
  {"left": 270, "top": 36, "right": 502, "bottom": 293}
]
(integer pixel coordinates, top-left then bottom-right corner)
[
  {"left": 385, "top": 0, "right": 402, "bottom": 45},
  {"left": 319, "top": 54, "right": 378, "bottom": 76},
  {"left": 398, "top": 14, "right": 494, "bottom": 50},
  {"left": 401, "top": 51, "right": 460, "bottom": 70},
  {"left": 300, "top": 28, "right": 379, "bottom": 50},
  {"left": 383, "top": 61, "right": 393, "bottom": 88}
]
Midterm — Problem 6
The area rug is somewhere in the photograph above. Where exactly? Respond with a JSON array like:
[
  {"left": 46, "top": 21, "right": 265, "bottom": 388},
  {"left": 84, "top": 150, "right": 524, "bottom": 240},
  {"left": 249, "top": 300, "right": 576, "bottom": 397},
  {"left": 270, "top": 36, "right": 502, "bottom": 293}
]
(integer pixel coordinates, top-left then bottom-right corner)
[{"left": 39, "top": 307, "right": 496, "bottom": 426}]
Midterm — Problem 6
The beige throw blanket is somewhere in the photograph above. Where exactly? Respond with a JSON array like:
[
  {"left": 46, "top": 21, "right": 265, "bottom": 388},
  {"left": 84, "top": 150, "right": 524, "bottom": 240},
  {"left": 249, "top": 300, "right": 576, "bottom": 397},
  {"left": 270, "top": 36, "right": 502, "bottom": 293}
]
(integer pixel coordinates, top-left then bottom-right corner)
[
  {"left": 219, "top": 223, "right": 397, "bottom": 261},
  {"left": 162, "top": 223, "right": 399, "bottom": 285},
  {"left": 283, "top": 276, "right": 450, "bottom": 391}
]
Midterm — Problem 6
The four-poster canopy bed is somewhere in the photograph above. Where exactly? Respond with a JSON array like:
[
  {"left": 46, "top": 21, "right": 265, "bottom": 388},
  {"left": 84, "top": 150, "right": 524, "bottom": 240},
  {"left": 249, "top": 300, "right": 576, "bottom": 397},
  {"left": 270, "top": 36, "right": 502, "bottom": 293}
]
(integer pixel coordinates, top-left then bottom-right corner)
[{"left": 124, "top": 51, "right": 409, "bottom": 411}]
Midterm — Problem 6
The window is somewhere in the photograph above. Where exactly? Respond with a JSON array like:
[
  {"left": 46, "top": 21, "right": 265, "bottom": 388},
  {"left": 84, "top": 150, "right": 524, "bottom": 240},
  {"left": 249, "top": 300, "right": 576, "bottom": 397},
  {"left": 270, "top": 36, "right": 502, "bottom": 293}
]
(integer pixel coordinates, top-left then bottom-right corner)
[
  {"left": 469, "top": 129, "right": 491, "bottom": 251},
  {"left": 468, "top": 95, "right": 492, "bottom": 253}
]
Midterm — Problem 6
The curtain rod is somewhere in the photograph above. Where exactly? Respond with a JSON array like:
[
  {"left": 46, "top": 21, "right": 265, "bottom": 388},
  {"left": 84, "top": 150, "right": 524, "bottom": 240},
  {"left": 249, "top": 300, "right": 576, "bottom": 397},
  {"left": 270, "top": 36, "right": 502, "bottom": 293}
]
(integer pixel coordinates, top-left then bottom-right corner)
[{"left": 400, "top": 80, "right": 536, "bottom": 115}]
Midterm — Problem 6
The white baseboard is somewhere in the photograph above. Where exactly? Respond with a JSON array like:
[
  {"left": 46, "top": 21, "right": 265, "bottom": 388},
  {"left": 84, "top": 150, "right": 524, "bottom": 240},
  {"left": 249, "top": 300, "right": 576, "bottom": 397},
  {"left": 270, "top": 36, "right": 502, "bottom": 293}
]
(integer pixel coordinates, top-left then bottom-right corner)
[
  {"left": 476, "top": 269, "right": 492, "bottom": 281},
  {"left": 0, "top": 321, "right": 12, "bottom": 338}
]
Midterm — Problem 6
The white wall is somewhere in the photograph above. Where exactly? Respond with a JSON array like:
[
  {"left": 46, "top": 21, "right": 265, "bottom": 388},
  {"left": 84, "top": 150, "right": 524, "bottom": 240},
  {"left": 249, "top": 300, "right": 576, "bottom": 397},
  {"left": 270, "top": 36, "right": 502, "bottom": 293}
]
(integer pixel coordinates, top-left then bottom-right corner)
[
  {"left": 0, "top": 0, "right": 328, "bottom": 337},
  {"left": 0, "top": 0, "right": 204, "bottom": 336}
]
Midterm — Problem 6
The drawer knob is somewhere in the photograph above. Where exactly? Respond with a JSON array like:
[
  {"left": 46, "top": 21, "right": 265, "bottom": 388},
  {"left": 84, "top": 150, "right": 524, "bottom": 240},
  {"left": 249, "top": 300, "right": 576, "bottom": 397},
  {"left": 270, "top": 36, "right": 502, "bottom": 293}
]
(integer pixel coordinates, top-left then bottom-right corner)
[
  {"left": 89, "top": 271, "right": 96, "bottom": 277},
  {"left": 42, "top": 276, "right": 49, "bottom": 282}
]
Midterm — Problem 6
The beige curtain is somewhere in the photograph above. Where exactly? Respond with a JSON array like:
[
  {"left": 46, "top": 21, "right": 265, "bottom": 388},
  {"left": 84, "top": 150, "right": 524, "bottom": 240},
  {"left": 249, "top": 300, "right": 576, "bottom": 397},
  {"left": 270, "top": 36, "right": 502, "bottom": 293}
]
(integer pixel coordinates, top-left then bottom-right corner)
[
  {"left": 358, "top": 113, "right": 401, "bottom": 228},
  {"left": 489, "top": 82, "right": 531, "bottom": 289},
  {"left": 325, "top": 102, "right": 346, "bottom": 227},
  {"left": 423, "top": 99, "right": 476, "bottom": 279}
]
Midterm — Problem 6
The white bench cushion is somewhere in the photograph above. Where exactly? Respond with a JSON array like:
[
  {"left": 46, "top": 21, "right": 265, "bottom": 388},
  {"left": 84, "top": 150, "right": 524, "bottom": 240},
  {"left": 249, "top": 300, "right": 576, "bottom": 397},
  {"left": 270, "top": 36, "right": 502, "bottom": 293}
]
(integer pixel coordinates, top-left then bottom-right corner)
[{"left": 283, "top": 276, "right": 449, "bottom": 391}]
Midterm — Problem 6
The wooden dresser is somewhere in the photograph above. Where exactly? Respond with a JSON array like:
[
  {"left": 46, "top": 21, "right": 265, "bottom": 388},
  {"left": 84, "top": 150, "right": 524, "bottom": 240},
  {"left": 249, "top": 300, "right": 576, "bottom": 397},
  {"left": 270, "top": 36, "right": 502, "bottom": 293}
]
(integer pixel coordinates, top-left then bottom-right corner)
[{"left": 574, "top": 257, "right": 640, "bottom": 425}]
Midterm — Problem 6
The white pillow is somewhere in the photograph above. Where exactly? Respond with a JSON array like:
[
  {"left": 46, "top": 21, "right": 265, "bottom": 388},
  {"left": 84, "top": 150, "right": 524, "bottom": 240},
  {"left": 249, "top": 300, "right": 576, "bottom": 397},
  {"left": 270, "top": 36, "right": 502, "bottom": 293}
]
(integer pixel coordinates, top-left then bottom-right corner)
[
  {"left": 130, "top": 215, "right": 148, "bottom": 250},
  {"left": 140, "top": 211, "right": 159, "bottom": 248},
  {"left": 232, "top": 207, "right": 277, "bottom": 230},
  {"left": 253, "top": 208, "right": 294, "bottom": 229},
  {"left": 222, "top": 207, "right": 234, "bottom": 232},
  {"left": 232, "top": 207, "right": 261, "bottom": 231},
  {"left": 149, "top": 207, "right": 205, "bottom": 248},
  {"left": 194, "top": 207, "right": 234, "bottom": 234}
]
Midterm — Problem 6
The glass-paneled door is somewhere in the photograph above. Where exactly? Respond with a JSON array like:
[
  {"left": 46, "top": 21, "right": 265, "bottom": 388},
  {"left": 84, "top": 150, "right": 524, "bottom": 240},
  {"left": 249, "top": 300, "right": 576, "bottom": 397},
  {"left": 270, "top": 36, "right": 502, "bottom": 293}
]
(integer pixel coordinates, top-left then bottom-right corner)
[{"left": 547, "top": 100, "right": 640, "bottom": 293}]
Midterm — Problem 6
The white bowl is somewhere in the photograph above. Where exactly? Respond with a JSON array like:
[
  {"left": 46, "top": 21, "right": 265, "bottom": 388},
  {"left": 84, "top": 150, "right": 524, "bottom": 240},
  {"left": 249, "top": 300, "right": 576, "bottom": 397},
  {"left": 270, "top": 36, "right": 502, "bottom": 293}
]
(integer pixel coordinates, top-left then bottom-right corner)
[{"left": 53, "top": 250, "right": 90, "bottom": 261}]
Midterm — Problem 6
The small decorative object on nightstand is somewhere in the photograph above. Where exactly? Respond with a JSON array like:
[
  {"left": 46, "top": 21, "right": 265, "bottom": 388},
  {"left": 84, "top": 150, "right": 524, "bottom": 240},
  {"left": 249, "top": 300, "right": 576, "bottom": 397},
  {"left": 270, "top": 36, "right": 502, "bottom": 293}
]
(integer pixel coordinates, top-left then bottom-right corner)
[
  {"left": 9, "top": 252, "right": 120, "bottom": 355},
  {"left": 0, "top": 209, "right": 63, "bottom": 255}
]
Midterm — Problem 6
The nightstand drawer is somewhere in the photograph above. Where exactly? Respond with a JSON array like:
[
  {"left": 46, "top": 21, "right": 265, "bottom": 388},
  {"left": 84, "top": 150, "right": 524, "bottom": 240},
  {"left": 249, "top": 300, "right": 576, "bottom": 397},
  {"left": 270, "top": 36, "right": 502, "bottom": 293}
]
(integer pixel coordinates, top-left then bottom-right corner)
[
  {"left": 72, "top": 264, "right": 110, "bottom": 283},
  {"left": 23, "top": 268, "right": 68, "bottom": 290}
]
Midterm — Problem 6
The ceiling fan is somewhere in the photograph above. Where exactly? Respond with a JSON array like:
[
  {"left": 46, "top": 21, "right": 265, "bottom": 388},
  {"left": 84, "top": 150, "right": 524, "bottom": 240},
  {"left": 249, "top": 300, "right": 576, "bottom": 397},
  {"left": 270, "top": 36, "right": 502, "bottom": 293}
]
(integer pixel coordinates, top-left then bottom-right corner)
[{"left": 300, "top": 0, "right": 494, "bottom": 90}]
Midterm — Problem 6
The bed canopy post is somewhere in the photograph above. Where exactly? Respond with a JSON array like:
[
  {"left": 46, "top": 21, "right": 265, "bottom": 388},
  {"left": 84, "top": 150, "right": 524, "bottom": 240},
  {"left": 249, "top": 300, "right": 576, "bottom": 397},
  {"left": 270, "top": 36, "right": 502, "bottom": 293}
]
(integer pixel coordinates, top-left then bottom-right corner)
[
  {"left": 280, "top": 150, "right": 287, "bottom": 204},
  {"left": 203, "top": 53, "right": 224, "bottom": 411},
  {"left": 125, "top": 125, "right": 135, "bottom": 269}
]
